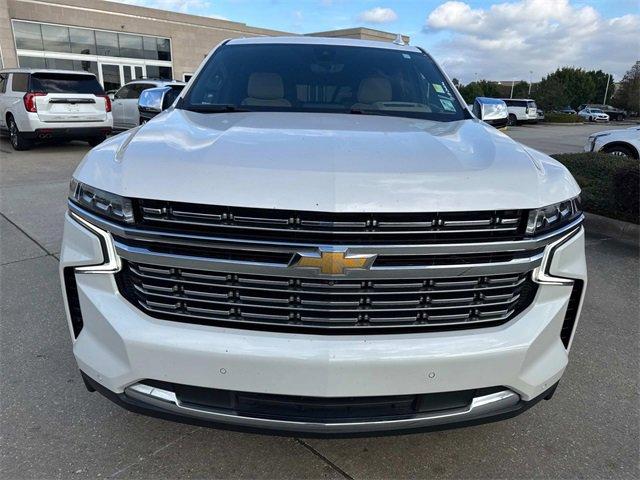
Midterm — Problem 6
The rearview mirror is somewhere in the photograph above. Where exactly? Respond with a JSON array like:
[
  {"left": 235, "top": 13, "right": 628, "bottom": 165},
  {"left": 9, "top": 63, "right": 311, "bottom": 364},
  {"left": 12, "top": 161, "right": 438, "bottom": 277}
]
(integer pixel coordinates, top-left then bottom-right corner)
[{"left": 473, "top": 97, "right": 508, "bottom": 129}]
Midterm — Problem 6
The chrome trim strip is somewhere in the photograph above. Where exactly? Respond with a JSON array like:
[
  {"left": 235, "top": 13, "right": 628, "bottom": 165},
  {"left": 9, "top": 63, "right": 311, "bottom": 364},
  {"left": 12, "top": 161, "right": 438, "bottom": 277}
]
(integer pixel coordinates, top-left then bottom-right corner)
[
  {"left": 125, "top": 383, "right": 520, "bottom": 434},
  {"left": 114, "top": 242, "right": 544, "bottom": 279},
  {"left": 69, "top": 211, "right": 122, "bottom": 274},
  {"left": 533, "top": 226, "right": 582, "bottom": 286},
  {"left": 68, "top": 202, "right": 584, "bottom": 256}
]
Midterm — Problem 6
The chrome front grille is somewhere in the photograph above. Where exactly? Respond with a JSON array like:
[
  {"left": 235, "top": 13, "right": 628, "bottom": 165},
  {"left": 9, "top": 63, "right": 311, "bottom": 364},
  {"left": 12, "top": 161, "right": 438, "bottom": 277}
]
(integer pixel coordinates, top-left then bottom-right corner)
[
  {"left": 68, "top": 201, "right": 579, "bottom": 334},
  {"left": 117, "top": 261, "right": 538, "bottom": 332},
  {"left": 137, "top": 200, "right": 526, "bottom": 244}
]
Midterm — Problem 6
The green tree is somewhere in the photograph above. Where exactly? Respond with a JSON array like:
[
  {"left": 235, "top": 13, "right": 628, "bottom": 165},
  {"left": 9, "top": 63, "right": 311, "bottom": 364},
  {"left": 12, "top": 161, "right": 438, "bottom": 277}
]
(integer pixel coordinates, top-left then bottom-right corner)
[
  {"left": 531, "top": 67, "right": 616, "bottom": 109},
  {"left": 612, "top": 61, "right": 640, "bottom": 113},
  {"left": 458, "top": 80, "right": 502, "bottom": 103}
]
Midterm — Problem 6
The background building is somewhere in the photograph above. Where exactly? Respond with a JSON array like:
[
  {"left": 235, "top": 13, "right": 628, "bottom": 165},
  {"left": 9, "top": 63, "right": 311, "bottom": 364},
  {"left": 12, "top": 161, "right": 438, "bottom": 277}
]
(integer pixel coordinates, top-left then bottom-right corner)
[{"left": 0, "top": 0, "right": 409, "bottom": 91}]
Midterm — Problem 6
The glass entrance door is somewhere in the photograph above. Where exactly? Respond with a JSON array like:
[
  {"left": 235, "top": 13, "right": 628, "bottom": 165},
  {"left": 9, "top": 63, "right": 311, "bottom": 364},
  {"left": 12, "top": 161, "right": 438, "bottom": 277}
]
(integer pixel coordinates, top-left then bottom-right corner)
[
  {"left": 100, "top": 63, "right": 122, "bottom": 92},
  {"left": 99, "top": 63, "right": 146, "bottom": 91},
  {"left": 123, "top": 65, "right": 145, "bottom": 84}
]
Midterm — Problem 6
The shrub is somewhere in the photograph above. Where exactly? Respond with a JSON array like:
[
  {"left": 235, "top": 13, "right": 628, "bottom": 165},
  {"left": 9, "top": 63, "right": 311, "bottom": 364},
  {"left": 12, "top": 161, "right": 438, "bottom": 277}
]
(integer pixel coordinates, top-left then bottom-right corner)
[
  {"left": 552, "top": 152, "right": 639, "bottom": 224},
  {"left": 544, "top": 112, "right": 581, "bottom": 123}
]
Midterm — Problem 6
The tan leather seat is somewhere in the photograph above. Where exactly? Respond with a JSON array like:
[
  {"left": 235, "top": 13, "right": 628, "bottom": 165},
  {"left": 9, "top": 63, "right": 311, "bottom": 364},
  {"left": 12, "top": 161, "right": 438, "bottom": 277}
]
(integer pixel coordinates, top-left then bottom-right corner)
[
  {"left": 242, "top": 72, "right": 291, "bottom": 107},
  {"left": 351, "top": 76, "right": 392, "bottom": 109}
]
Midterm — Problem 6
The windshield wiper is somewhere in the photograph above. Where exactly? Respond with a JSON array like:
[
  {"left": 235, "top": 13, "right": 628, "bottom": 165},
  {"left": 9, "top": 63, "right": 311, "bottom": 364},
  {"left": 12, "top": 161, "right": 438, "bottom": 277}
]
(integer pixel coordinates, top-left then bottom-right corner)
[
  {"left": 183, "top": 104, "right": 249, "bottom": 113},
  {"left": 349, "top": 107, "right": 412, "bottom": 118}
]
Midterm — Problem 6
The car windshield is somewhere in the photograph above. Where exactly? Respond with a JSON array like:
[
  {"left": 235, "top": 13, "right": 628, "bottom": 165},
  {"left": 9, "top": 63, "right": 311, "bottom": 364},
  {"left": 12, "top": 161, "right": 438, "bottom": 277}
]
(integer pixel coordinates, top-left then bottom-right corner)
[
  {"left": 182, "top": 43, "right": 468, "bottom": 122},
  {"left": 30, "top": 73, "right": 105, "bottom": 95},
  {"left": 591, "top": 109, "right": 604, "bottom": 113}
]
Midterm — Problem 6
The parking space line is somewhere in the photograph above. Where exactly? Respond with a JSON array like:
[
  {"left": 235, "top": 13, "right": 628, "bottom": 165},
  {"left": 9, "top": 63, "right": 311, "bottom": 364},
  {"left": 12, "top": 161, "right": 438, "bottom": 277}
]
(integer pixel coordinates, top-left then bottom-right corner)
[
  {"left": 295, "top": 438, "right": 355, "bottom": 480},
  {"left": 0, "top": 211, "right": 51, "bottom": 256}
]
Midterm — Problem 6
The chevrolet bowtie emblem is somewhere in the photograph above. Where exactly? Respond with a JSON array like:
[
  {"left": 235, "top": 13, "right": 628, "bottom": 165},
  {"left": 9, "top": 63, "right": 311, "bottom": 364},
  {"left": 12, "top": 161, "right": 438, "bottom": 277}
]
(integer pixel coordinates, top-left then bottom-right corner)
[{"left": 290, "top": 248, "right": 377, "bottom": 275}]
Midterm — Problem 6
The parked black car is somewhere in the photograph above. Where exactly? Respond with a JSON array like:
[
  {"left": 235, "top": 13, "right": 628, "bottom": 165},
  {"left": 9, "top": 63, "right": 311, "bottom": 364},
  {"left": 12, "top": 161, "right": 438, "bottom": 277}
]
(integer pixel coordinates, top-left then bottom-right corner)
[{"left": 577, "top": 104, "right": 626, "bottom": 121}]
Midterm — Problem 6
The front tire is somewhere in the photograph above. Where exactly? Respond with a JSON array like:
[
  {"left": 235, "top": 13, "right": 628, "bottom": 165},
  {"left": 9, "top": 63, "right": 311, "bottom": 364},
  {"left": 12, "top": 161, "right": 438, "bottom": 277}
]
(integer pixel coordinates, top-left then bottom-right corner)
[
  {"left": 7, "top": 116, "right": 32, "bottom": 151},
  {"left": 603, "top": 144, "right": 637, "bottom": 159},
  {"left": 507, "top": 114, "right": 517, "bottom": 126},
  {"left": 588, "top": 116, "right": 593, "bottom": 122}
]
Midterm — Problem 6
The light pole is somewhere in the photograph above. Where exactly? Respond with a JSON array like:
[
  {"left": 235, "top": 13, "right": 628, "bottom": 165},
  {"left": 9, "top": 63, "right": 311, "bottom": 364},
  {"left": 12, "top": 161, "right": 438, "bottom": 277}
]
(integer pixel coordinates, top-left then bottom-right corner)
[
  {"left": 603, "top": 74, "right": 611, "bottom": 104},
  {"left": 528, "top": 70, "right": 533, "bottom": 96}
]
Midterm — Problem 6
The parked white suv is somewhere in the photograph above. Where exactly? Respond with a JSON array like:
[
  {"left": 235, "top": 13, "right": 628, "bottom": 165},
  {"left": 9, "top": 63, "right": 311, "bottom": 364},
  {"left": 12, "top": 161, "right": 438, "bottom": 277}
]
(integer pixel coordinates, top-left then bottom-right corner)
[
  {"left": 502, "top": 98, "right": 538, "bottom": 126},
  {"left": 61, "top": 37, "right": 586, "bottom": 436},
  {"left": 0, "top": 69, "right": 112, "bottom": 150},
  {"left": 112, "top": 79, "right": 184, "bottom": 130}
]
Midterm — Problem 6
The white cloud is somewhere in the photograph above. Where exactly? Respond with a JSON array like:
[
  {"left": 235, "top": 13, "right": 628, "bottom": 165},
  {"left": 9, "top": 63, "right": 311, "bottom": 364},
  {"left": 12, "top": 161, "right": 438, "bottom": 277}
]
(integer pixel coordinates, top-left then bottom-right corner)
[
  {"left": 423, "top": 0, "right": 639, "bottom": 82},
  {"left": 358, "top": 7, "right": 398, "bottom": 24}
]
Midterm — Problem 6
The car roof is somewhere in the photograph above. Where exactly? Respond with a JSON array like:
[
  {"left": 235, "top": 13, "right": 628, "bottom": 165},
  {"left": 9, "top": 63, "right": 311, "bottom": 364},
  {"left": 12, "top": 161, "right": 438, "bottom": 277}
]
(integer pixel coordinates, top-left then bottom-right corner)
[
  {"left": 124, "top": 79, "right": 185, "bottom": 86},
  {"left": 0, "top": 68, "right": 97, "bottom": 77},
  {"left": 226, "top": 35, "right": 420, "bottom": 52}
]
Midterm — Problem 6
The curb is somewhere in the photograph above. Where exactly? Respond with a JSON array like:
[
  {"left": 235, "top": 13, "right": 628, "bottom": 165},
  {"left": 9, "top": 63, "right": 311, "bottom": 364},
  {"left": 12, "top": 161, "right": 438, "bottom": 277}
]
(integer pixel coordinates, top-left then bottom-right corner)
[{"left": 584, "top": 212, "right": 639, "bottom": 244}]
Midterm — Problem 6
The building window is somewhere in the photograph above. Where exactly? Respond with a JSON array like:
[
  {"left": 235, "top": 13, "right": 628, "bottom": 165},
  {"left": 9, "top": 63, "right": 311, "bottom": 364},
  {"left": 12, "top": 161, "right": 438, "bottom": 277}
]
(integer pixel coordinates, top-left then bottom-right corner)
[
  {"left": 70, "top": 28, "right": 96, "bottom": 55},
  {"left": 14, "top": 21, "right": 44, "bottom": 50},
  {"left": 146, "top": 65, "right": 173, "bottom": 80},
  {"left": 96, "top": 31, "right": 120, "bottom": 57},
  {"left": 118, "top": 33, "right": 144, "bottom": 59},
  {"left": 41, "top": 24, "right": 71, "bottom": 53},
  {"left": 18, "top": 55, "right": 46, "bottom": 68},
  {"left": 44, "top": 57, "right": 74, "bottom": 70},
  {"left": 143, "top": 36, "right": 158, "bottom": 60},
  {"left": 157, "top": 38, "right": 171, "bottom": 61}
]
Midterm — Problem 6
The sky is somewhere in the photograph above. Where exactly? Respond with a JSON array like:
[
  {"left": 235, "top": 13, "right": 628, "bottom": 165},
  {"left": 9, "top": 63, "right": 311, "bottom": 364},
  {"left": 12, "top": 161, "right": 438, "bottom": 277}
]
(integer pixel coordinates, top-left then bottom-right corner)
[{"left": 110, "top": 0, "right": 640, "bottom": 83}]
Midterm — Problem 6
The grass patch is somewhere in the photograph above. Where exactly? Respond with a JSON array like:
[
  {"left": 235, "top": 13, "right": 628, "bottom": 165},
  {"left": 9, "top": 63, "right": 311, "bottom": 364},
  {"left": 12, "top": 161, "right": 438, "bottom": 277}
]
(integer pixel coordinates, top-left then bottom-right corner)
[
  {"left": 544, "top": 112, "right": 582, "bottom": 123},
  {"left": 552, "top": 152, "right": 639, "bottom": 224}
]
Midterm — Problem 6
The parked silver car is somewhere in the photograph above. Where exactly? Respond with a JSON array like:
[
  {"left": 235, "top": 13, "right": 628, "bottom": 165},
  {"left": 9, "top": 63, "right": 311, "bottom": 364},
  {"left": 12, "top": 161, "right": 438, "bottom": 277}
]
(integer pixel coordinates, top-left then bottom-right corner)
[{"left": 111, "top": 79, "right": 184, "bottom": 130}]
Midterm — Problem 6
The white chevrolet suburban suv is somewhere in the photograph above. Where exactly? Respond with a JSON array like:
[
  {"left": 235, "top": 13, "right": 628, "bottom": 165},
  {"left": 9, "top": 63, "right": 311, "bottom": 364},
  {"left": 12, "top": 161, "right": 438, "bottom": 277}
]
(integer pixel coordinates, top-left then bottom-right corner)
[
  {"left": 60, "top": 37, "right": 587, "bottom": 436},
  {"left": 0, "top": 69, "right": 112, "bottom": 150},
  {"left": 502, "top": 98, "right": 538, "bottom": 126}
]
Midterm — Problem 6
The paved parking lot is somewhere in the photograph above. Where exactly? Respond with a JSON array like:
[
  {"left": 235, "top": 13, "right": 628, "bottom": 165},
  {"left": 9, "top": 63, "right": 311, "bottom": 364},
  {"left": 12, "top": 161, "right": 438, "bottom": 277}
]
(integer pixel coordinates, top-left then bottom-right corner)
[
  {"left": 505, "top": 122, "right": 636, "bottom": 155},
  {"left": 1, "top": 132, "right": 638, "bottom": 479}
]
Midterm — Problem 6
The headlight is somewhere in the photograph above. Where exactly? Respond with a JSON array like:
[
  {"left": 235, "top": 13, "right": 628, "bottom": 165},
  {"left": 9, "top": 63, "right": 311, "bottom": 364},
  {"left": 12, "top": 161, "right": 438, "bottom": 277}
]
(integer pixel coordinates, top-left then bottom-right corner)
[
  {"left": 526, "top": 196, "right": 582, "bottom": 235},
  {"left": 69, "top": 179, "right": 134, "bottom": 224}
]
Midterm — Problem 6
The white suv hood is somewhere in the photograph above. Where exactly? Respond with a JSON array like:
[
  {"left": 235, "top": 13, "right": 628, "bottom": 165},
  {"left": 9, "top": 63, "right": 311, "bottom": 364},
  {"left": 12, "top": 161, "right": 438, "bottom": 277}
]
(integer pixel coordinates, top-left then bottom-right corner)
[{"left": 75, "top": 110, "right": 580, "bottom": 212}]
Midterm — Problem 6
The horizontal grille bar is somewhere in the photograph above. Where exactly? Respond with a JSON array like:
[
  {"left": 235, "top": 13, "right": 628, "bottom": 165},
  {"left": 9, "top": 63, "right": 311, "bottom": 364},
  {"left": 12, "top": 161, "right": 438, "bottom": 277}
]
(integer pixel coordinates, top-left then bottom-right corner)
[
  {"left": 117, "top": 261, "right": 538, "bottom": 333},
  {"left": 137, "top": 200, "right": 527, "bottom": 245}
]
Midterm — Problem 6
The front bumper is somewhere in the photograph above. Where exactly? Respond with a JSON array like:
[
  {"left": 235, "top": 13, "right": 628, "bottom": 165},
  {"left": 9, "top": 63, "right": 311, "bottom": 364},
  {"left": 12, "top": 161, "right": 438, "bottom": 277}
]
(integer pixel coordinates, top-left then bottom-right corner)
[{"left": 60, "top": 211, "right": 587, "bottom": 435}]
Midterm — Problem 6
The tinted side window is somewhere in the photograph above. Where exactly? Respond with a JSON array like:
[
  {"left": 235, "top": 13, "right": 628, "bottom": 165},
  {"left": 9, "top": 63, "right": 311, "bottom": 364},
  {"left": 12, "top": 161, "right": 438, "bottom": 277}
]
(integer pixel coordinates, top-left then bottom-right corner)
[
  {"left": 114, "top": 86, "right": 130, "bottom": 99},
  {"left": 0, "top": 74, "right": 6, "bottom": 93},
  {"left": 12, "top": 73, "right": 29, "bottom": 92},
  {"left": 128, "top": 83, "right": 154, "bottom": 99},
  {"left": 503, "top": 100, "right": 513, "bottom": 107}
]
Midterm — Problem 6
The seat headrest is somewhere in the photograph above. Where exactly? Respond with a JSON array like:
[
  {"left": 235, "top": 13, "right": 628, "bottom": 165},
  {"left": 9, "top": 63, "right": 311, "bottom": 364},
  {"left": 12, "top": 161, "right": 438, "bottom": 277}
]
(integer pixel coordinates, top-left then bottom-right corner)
[
  {"left": 357, "top": 76, "right": 392, "bottom": 104},
  {"left": 247, "top": 73, "right": 285, "bottom": 100}
]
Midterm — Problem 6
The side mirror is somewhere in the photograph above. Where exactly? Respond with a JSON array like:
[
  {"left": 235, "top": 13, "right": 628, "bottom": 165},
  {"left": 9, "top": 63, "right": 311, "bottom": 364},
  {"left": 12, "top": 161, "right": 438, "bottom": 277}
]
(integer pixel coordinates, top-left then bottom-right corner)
[
  {"left": 473, "top": 97, "right": 508, "bottom": 129},
  {"left": 138, "top": 87, "right": 172, "bottom": 116}
]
